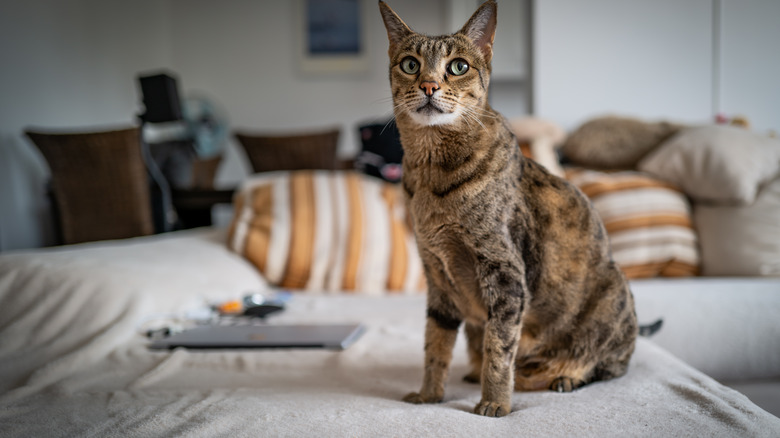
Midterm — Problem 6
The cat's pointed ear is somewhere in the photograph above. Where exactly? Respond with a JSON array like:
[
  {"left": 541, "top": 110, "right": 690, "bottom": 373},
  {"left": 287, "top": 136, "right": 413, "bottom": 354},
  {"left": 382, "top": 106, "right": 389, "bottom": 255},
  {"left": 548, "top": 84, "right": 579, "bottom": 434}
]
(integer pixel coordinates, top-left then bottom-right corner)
[
  {"left": 458, "top": 0, "right": 497, "bottom": 62},
  {"left": 379, "top": 1, "right": 413, "bottom": 52}
]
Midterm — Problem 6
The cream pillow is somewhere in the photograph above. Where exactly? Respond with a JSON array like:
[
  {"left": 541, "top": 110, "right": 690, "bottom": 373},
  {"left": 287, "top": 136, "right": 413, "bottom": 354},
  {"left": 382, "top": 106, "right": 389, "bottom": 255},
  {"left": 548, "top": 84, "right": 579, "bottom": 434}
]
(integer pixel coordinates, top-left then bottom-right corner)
[
  {"left": 566, "top": 168, "right": 700, "bottom": 279},
  {"left": 694, "top": 176, "right": 780, "bottom": 276},
  {"left": 638, "top": 125, "right": 780, "bottom": 205},
  {"left": 227, "top": 170, "right": 425, "bottom": 294}
]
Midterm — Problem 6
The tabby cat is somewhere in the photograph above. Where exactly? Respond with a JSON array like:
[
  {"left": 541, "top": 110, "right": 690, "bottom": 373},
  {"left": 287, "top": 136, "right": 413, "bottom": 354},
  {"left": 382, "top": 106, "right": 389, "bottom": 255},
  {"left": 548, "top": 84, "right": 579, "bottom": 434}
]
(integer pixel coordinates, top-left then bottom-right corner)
[{"left": 379, "top": 1, "right": 639, "bottom": 417}]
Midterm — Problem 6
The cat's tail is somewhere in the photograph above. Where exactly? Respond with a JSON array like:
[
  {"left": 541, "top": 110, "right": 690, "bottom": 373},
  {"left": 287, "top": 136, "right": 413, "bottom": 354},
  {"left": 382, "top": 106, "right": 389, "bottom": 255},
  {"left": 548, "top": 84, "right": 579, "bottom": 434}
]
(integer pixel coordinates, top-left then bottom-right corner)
[{"left": 638, "top": 319, "right": 663, "bottom": 337}]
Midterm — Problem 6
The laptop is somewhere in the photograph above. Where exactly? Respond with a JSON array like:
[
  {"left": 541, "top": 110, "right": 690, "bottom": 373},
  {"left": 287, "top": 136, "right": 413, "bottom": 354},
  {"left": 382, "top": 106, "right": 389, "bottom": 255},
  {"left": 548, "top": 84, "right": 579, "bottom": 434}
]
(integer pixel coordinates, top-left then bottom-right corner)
[{"left": 148, "top": 323, "right": 366, "bottom": 351}]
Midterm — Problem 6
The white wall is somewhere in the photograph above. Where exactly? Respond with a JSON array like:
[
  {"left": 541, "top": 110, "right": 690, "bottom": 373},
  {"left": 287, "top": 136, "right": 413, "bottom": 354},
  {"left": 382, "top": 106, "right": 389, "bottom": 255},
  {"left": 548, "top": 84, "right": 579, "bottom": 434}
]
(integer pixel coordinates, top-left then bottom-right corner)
[
  {"left": 719, "top": 0, "right": 780, "bottom": 134},
  {"left": 532, "top": 0, "right": 780, "bottom": 134},
  {"left": 0, "top": 0, "right": 171, "bottom": 250},
  {"left": 533, "top": 0, "right": 714, "bottom": 130}
]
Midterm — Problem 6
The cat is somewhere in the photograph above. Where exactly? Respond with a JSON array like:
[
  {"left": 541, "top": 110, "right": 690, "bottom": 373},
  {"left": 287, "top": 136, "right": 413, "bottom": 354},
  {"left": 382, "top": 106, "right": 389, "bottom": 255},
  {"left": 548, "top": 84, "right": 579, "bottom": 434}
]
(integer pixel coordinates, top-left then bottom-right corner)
[{"left": 379, "top": 1, "right": 639, "bottom": 417}]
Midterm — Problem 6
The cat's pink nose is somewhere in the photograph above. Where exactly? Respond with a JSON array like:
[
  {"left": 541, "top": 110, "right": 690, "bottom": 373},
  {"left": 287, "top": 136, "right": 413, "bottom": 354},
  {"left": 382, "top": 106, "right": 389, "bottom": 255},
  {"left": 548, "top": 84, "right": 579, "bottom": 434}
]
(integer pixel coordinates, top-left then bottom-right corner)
[{"left": 420, "top": 81, "right": 440, "bottom": 96}]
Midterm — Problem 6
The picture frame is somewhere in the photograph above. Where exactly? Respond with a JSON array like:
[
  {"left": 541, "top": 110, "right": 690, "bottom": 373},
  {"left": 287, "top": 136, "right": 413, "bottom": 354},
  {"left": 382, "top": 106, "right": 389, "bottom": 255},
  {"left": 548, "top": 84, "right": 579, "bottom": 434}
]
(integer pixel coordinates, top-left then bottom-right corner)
[{"left": 295, "top": 0, "right": 370, "bottom": 75}]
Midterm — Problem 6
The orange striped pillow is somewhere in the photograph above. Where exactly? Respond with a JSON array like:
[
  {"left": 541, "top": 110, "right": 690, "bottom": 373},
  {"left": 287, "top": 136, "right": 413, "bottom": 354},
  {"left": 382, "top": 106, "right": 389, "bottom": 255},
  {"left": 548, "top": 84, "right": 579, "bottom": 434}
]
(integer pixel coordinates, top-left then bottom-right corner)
[
  {"left": 566, "top": 168, "right": 701, "bottom": 278},
  {"left": 227, "top": 170, "right": 425, "bottom": 294}
]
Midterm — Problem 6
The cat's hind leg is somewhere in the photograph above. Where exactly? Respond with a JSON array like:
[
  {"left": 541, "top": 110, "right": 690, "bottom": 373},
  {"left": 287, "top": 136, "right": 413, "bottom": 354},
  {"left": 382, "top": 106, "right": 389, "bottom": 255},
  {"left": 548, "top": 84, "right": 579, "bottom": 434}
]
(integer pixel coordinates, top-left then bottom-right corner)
[
  {"left": 547, "top": 353, "right": 632, "bottom": 392},
  {"left": 515, "top": 332, "right": 635, "bottom": 392},
  {"left": 549, "top": 376, "right": 584, "bottom": 393},
  {"left": 587, "top": 346, "right": 633, "bottom": 384},
  {"left": 514, "top": 356, "right": 593, "bottom": 392}
]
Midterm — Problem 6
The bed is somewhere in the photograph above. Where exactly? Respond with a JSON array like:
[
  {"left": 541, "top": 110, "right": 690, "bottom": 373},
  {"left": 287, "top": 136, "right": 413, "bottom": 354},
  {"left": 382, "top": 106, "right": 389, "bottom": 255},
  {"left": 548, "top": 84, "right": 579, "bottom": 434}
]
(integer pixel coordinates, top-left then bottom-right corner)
[{"left": 1, "top": 227, "right": 778, "bottom": 437}]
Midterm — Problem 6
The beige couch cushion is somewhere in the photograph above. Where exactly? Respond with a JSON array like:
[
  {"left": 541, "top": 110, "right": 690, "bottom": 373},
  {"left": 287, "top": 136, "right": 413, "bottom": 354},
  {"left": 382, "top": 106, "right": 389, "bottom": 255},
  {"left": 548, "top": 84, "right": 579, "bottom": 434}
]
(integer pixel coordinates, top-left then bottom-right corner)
[
  {"left": 694, "top": 176, "right": 780, "bottom": 276},
  {"left": 638, "top": 125, "right": 780, "bottom": 205}
]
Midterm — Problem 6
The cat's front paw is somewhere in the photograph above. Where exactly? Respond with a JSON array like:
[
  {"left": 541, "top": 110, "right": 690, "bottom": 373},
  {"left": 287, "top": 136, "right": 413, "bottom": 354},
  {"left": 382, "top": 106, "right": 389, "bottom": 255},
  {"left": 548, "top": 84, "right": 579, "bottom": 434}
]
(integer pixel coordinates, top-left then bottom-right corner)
[
  {"left": 402, "top": 391, "right": 441, "bottom": 404},
  {"left": 474, "top": 400, "right": 511, "bottom": 417}
]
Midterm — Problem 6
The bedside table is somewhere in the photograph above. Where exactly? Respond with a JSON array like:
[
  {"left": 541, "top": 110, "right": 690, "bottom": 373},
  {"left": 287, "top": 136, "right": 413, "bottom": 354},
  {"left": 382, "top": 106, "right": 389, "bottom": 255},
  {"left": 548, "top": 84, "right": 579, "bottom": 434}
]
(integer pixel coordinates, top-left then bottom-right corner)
[{"left": 171, "top": 188, "right": 235, "bottom": 229}]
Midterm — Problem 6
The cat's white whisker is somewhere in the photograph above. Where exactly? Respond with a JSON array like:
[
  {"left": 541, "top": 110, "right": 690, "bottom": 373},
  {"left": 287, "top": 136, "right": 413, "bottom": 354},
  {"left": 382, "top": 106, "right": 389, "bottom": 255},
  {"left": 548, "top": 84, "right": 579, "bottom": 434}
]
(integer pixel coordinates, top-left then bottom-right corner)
[
  {"left": 465, "top": 104, "right": 499, "bottom": 119},
  {"left": 459, "top": 105, "right": 488, "bottom": 133},
  {"left": 460, "top": 111, "right": 474, "bottom": 130},
  {"left": 372, "top": 96, "right": 395, "bottom": 104},
  {"left": 380, "top": 116, "right": 398, "bottom": 136}
]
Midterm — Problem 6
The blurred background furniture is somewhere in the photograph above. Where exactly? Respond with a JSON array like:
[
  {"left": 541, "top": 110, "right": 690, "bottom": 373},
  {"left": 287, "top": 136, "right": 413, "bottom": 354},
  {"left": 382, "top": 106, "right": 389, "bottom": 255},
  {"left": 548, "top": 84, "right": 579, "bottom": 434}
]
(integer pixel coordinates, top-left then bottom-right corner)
[
  {"left": 234, "top": 128, "right": 342, "bottom": 173},
  {"left": 170, "top": 186, "right": 234, "bottom": 229},
  {"left": 25, "top": 127, "right": 156, "bottom": 245},
  {"left": 169, "top": 154, "right": 233, "bottom": 229},
  {"left": 354, "top": 120, "right": 403, "bottom": 183},
  {"left": 137, "top": 72, "right": 232, "bottom": 229}
]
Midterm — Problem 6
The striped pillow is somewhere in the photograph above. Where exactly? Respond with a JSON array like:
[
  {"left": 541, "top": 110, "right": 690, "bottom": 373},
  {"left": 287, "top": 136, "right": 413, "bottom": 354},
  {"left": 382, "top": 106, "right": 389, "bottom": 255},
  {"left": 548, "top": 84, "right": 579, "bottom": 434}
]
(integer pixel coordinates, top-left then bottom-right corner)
[
  {"left": 566, "top": 168, "right": 700, "bottom": 278},
  {"left": 227, "top": 170, "right": 425, "bottom": 294}
]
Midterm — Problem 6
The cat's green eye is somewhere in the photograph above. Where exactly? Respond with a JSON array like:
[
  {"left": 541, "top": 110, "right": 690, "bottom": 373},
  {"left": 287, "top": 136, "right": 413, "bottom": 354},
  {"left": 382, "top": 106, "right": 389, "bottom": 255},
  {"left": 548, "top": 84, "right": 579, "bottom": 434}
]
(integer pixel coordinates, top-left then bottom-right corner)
[
  {"left": 401, "top": 57, "right": 420, "bottom": 75},
  {"left": 449, "top": 59, "right": 469, "bottom": 76}
]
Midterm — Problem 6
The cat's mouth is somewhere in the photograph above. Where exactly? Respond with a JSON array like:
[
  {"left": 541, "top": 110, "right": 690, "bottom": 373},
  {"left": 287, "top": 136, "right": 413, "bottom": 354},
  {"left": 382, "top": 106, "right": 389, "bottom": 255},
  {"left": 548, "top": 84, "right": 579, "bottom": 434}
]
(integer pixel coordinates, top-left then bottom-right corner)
[
  {"left": 416, "top": 101, "right": 445, "bottom": 115},
  {"left": 408, "top": 98, "right": 458, "bottom": 126}
]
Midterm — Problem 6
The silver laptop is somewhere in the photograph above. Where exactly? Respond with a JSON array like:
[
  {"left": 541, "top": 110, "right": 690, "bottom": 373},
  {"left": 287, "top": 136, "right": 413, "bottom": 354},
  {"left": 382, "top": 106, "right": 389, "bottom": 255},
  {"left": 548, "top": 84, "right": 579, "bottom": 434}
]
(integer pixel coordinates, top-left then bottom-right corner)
[{"left": 149, "top": 323, "right": 365, "bottom": 350}]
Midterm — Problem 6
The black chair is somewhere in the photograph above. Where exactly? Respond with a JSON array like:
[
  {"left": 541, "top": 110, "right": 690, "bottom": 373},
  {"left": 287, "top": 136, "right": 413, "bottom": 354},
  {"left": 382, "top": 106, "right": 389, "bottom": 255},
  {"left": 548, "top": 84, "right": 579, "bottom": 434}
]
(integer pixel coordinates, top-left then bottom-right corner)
[
  {"left": 25, "top": 126, "right": 157, "bottom": 245},
  {"left": 234, "top": 127, "right": 342, "bottom": 173}
]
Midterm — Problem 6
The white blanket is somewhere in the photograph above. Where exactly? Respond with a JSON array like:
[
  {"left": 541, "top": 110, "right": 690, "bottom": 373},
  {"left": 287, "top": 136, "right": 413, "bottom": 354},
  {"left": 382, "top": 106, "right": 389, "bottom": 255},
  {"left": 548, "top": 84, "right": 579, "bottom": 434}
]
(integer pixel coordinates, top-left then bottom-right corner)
[{"left": 1, "top": 229, "right": 778, "bottom": 437}]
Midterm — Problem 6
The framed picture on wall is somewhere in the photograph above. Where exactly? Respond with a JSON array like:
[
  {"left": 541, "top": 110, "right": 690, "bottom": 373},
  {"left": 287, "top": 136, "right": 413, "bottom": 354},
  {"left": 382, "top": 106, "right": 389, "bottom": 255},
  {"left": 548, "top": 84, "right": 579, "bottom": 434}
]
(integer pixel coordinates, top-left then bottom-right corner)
[{"left": 296, "top": 0, "right": 370, "bottom": 75}]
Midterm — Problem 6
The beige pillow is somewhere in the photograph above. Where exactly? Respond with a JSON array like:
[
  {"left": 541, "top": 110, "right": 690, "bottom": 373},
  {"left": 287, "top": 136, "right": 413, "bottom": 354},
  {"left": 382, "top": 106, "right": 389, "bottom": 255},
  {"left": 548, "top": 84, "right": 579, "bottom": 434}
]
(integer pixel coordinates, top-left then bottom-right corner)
[
  {"left": 638, "top": 125, "right": 780, "bottom": 205},
  {"left": 566, "top": 168, "right": 700, "bottom": 279},
  {"left": 562, "top": 116, "right": 682, "bottom": 170},
  {"left": 694, "top": 176, "right": 780, "bottom": 276}
]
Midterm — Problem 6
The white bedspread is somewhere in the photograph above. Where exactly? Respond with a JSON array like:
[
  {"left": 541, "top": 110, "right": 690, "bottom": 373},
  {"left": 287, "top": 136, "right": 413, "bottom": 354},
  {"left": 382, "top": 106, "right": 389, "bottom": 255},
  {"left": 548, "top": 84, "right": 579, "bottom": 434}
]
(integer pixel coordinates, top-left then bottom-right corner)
[{"left": 1, "top": 229, "right": 778, "bottom": 437}]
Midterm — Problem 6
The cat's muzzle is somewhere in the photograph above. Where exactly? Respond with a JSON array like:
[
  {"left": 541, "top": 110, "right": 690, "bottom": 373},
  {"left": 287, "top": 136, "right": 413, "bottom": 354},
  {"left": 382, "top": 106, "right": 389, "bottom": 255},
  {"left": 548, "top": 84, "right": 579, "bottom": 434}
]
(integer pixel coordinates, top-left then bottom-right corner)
[{"left": 416, "top": 100, "right": 444, "bottom": 115}]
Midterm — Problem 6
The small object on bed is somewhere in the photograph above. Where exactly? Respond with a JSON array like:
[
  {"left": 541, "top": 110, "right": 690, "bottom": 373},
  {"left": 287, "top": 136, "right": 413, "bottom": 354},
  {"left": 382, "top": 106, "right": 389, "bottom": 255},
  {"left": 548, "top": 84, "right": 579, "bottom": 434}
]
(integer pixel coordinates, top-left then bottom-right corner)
[
  {"left": 146, "top": 326, "right": 181, "bottom": 340},
  {"left": 243, "top": 303, "right": 285, "bottom": 318},
  {"left": 217, "top": 300, "right": 243, "bottom": 315},
  {"left": 148, "top": 323, "right": 366, "bottom": 350},
  {"left": 217, "top": 292, "right": 288, "bottom": 317},
  {"left": 240, "top": 292, "right": 286, "bottom": 317}
]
